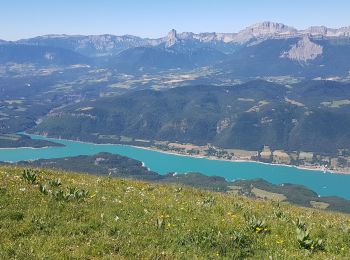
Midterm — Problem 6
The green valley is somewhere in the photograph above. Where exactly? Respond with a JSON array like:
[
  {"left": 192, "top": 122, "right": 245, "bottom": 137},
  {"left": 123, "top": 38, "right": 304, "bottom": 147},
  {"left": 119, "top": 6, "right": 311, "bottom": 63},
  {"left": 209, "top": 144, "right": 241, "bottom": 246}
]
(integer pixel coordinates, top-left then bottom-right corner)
[{"left": 32, "top": 80, "right": 350, "bottom": 172}]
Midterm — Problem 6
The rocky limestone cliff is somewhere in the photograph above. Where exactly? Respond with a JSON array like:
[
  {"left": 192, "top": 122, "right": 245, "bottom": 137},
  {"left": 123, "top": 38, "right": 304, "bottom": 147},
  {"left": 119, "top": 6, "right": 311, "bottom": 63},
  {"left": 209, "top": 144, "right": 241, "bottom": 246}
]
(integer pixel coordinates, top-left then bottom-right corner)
[
  {"left": 280, "top": 37, "right": 323, "bottom": 62},
  {"left": 233, "top": 21, "right": 298, "bottom": 43},
  {"left": 303, "top": 26, "right": 350, "bottom": 37},
  {"left": 161, "top": 22, "right": 350, "bottom": 46},
  {"left": 13, "top": 22, "right": 350, "bottom": 56},
  {"left": 165, "top": 29, "right": 179, "bottom": 47}
]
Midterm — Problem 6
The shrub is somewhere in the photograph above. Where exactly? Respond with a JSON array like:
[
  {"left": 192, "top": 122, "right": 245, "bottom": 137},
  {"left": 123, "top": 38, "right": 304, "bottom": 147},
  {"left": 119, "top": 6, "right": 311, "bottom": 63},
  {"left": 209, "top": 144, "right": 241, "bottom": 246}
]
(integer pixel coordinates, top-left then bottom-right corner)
[
  {"left": 294, "top": 218, "right": 325, "bottom": 252},
  {"left": 293, "top": 218, "right": 307, "bottom": 231},
  {"left": 49, "top": 179, "right": 62, "bottom": 187},
  {"left": 246, "top": 215, "right": 270, "bottom": 234},
  {"left": 21, "top": 169, "right": 37, "bottom": 184},
  {"left": 39, "top": 184, "right": 48, "bottom": 195},
  {"left": 52, "top": 187, "right": 89, "bottom": 202},
  {"left": 296, "top": 227, "right": 325, "bottom": 252}
]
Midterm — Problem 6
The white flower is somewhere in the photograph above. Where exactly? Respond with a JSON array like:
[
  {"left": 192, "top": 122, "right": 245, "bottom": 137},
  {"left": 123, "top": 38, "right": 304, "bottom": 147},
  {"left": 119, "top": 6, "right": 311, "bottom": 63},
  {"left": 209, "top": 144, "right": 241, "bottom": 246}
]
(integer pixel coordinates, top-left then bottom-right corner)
[
  {"left": 114, "top": 198, "right": 122, "bottom": 203},
  {"left": 19, "top": 188, "right": 26, "bottom": 192},
  {"left": 126, "top": 186, "right": 134, "bottom": 191},
  {"left": 114, "top": 215, "right": 120, "bottom": 221}
]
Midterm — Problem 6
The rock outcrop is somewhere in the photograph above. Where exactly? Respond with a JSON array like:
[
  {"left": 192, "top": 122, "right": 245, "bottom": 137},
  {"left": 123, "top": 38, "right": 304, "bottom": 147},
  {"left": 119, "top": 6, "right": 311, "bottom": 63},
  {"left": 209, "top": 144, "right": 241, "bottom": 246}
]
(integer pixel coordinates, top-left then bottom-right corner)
[
  {"left": 281, "top": 37, "right": 323, "bottom": 62},
  {"left": 165, "top": 29, "right": 179, "bottom": 47}
]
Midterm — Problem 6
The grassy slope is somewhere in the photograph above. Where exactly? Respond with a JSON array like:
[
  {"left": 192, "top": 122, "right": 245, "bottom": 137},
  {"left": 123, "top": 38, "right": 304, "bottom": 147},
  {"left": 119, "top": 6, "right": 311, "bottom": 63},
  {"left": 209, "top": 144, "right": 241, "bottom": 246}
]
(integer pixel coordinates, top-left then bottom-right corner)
[{"left": 0, "top": 166, "right": 350, "bottom": 259}]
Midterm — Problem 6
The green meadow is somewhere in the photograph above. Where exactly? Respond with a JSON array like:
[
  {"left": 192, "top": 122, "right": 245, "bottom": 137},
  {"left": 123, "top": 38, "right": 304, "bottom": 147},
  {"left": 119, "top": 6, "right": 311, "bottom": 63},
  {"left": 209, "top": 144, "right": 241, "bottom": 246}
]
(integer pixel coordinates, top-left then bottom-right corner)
[{"left": 1, "top": 166, "right": 350, "bottom": 259}]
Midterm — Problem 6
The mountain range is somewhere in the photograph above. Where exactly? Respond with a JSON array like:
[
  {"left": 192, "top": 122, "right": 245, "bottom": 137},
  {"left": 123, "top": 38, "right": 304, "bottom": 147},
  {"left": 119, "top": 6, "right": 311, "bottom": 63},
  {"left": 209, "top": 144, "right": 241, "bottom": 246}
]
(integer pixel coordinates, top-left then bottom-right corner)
[
  {"left": 1, "top": 21, "right": 350, "bottom": 77},
  {"left": 5, "top": 22, "right": 350, "bottom": 54}
]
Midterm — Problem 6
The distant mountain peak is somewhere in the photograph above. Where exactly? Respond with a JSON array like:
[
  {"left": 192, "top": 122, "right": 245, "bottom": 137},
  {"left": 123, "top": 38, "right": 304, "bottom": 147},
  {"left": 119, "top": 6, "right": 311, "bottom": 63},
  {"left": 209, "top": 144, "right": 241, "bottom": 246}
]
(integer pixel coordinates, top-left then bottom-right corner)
[
  {"left": 234, "top": 21, "right": 298, "bottom": 43},
  {"left": 250, "top": 21, "right": 292, "bottom": 31},
  {"left": 166, "top": 29, "right": 179, "bottom": 47},
  {"left": 303, "top": 25, "right": 350, "bottom": 37},
  {"left": 306, "top": 26, "right": 329, "bottom": 35},
  {"left": 9, "top": 22, "right": 350, "bottom": 59}
]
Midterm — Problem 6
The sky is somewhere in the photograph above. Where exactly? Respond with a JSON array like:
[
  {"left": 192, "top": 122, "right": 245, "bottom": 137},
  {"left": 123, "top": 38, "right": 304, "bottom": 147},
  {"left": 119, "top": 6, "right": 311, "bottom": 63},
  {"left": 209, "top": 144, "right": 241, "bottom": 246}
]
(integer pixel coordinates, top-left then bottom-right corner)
[{"left": 1, "top": 0, "right": 350, "bottom": 40}]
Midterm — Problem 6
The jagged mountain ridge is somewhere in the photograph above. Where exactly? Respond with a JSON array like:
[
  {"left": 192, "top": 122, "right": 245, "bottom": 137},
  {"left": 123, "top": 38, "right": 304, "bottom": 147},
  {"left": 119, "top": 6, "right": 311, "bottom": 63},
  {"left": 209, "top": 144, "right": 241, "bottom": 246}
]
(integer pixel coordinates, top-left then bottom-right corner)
[
  {"left": 15, "top": 34, "right": 163, "bottom": 57},
  {"left": 8, "top": 21, "right": 350, "bottom": 56},
  {"left": 1, "top": 22, "right": 350, "bottom": 76}
]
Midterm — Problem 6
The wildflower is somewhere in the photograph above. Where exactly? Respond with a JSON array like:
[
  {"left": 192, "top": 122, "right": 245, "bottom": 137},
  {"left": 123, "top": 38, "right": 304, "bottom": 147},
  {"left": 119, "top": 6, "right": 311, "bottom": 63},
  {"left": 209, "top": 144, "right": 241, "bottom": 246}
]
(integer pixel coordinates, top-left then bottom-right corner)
[
  {"left": 115, "top": 215, "right": 120, "bottom": 222},
  {"left": 256, "top": 227, "right": 263, "bottom": 233},
  {"left": 227, "top": 212, "right": 236, "bottom": 221},
  {"left": 19, "top": 188, "right": 26, "bottom": 192}
]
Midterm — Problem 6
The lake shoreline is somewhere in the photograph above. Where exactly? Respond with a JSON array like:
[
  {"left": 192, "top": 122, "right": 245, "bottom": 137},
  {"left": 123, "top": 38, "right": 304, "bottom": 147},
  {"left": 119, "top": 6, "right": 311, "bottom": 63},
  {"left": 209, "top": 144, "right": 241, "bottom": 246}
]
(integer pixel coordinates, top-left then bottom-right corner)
[
  {"left": 130, "top": 145, "right": 350, "bottom": 175},
  {"left": 0, "top": 146, "right": 52, "bottom": 150},
  {"left": 26, "top": 133, "right": 350, "bottom": 175}
]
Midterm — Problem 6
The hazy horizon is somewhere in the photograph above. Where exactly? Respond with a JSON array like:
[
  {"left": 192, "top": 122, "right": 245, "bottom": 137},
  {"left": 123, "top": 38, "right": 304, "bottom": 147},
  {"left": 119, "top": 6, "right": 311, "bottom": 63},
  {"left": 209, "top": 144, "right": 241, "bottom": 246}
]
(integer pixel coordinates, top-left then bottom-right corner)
[
  {"left": 2, "top": 21, "right": 350, "bottom": 41},
  {"left": 1, "top": 0, "right": 350, "bottom": 40}
]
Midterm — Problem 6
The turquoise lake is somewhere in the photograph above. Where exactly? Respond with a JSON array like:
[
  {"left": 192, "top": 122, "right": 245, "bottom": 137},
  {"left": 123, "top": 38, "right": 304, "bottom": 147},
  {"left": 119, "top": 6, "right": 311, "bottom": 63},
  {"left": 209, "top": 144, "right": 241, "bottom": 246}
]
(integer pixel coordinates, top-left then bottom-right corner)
[{"left": 1, "top": 134, "right": 350, "bottom": 199}]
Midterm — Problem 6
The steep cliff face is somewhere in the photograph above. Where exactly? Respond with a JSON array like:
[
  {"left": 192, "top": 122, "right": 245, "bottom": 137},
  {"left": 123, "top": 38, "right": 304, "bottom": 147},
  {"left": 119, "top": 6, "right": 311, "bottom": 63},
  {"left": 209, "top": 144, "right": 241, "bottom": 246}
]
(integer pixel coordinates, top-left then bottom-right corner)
[
  {"left": 165, "top": 29, "right": 179, "bottom": 47},
  {"left": 281, "top": 37, "right": 323, "bottom": 62},
  {"left": 14, "top": 21, "right": 350, "bottom": 56},
  {"left": 303, "top": 26, "right": 350, "bottom": 37},
  {"left": 232, "top": 21, "right": 298, "bottom": 43}
]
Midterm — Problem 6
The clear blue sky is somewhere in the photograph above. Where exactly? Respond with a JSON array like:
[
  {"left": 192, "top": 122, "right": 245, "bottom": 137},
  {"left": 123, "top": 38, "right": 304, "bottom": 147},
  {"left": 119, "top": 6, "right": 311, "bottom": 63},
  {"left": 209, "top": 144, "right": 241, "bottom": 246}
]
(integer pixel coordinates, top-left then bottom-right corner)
[{"left": 1, "top": 0, "right": 349, "bottom": 40}]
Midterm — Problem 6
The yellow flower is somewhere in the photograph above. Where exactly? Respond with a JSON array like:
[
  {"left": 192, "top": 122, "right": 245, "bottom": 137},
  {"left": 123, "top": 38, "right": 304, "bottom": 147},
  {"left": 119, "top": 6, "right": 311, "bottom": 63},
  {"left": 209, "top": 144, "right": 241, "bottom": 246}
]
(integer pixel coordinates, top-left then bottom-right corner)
[{"left": 255, "top": 227, "right": 263, "bottom": 233}]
